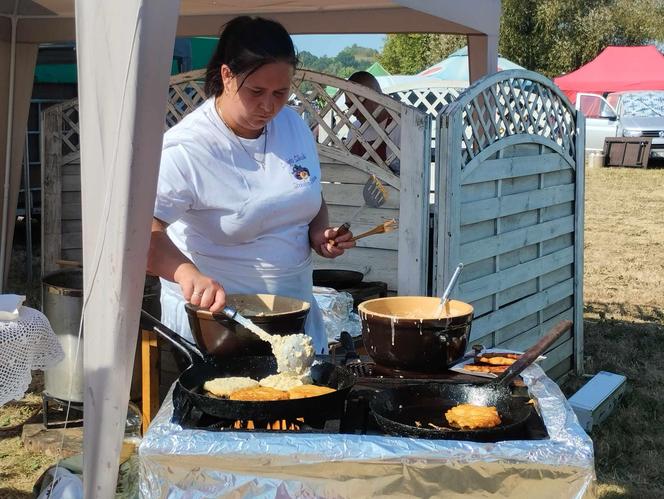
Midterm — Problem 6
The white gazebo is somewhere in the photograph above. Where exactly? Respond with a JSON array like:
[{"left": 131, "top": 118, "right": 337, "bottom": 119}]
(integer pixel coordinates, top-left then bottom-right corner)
[{"left": 0, "top": 1, "right": 501, "bottom": 496}]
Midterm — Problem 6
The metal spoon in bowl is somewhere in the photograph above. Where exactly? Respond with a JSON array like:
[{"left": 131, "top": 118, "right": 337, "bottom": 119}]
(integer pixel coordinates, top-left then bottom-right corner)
[
  {"left": 436, "top": 263, "right": 464, "bottom": 319},
  {"left": 221, "top": 305, "right": 315, "bottom": 374}
]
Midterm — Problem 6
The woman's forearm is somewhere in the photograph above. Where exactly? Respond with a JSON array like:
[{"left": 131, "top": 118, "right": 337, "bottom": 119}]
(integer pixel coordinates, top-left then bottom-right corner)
[{"left": 147, "top": 218, "right": 198, "bottom": 283}]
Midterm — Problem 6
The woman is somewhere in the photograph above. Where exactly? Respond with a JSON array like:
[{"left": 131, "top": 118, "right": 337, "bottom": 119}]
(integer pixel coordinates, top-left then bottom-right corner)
[
  {"left": 147, "top": 16, "right": 354, "bottom": 354},
  {"left": 344, "top": 71, "right": 401, "bottom": 175}
]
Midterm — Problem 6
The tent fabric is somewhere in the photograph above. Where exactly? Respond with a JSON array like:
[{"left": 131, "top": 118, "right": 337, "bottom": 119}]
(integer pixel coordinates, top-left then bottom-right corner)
[
  {"left": 553, "top": 45, "right": 664, "bottom": 104},
  {"left": 366, "top": 61, "right": 390, "bottom": 77},
  {"left": 418, "top": 45, "right": 524, "bottom": 82},
  {"left": 0, "top": 41, "right": 38, "bottom": 285},
  {"left": 75, "top": 0, "right": 180, "bottom": 496}
]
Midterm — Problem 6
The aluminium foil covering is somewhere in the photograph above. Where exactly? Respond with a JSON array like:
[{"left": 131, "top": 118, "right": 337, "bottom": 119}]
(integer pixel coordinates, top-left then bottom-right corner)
[{"left": 139, "top": 365, "right": 596, "bottom": 498}]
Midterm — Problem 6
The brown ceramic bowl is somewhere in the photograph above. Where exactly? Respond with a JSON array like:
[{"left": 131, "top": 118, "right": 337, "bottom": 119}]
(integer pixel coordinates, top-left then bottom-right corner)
[
  {"left": 358, "top": 296, "right": 473, "bottom": 373},
  {"left": 185, "top": 294, "right": 310, "bottom": 359}
]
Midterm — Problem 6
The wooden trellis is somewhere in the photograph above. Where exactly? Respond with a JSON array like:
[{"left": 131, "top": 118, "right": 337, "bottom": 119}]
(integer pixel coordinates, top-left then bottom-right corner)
[
  {"left": 388, "top": 85, "right": 464, "bottom": 117},
  {"left": 434, "top": 70, "right": 585, "bottom": 379},
  {"left": 41, "top": 69, "right": 431, "bottom": 296}
]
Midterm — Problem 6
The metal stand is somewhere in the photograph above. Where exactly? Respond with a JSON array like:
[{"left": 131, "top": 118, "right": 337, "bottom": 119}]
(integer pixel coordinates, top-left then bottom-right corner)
[{"left": 42, "top": 392, "right": 84, "bottom": 429}]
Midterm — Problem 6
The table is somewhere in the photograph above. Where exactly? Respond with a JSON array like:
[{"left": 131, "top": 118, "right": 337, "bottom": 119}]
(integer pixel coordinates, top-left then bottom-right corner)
[
  {"left": 139, "top": 365, "right": 596, "bottom": 498},
  {"left": 0, "top": 306, "right": 64, "bottom": 406}
]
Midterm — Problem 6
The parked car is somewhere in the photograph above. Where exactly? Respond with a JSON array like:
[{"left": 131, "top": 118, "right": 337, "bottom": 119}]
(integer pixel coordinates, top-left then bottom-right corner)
[{"left": 576, "top": 90, "right": 664, "bottom": 158}]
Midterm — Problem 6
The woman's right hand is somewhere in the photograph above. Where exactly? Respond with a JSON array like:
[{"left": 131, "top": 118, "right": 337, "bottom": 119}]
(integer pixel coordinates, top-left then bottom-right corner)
[{"left": 174, "top": 262, "right": 226, "bottom": 313}]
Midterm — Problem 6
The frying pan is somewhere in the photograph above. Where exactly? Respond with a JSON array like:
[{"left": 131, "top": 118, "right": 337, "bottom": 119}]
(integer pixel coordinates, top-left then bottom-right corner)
[
  {"left": 313, "top": 269, "right": 364, "bottom": 288},
  {"left": 369, "top": 320, "right": 573, "bottom": 441},
  {"left": 140, "top": 310, "right": 356, "bottom": 422}
]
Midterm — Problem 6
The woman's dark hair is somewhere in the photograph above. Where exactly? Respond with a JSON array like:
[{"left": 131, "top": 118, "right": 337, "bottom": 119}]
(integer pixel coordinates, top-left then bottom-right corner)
[{"left": 204, "top": 16, "right": 299, "bottom": 97}]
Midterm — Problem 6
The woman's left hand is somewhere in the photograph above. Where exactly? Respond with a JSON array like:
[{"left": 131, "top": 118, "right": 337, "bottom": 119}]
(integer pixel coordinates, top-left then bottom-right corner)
[{"left": 310, "top": 226, "right": 356, "bottom": 258}]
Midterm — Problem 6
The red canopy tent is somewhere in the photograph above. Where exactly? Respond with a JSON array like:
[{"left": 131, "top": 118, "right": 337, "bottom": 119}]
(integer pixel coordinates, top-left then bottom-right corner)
[{"left": 554, "top": 45, "right": 664, "bottom": 104}]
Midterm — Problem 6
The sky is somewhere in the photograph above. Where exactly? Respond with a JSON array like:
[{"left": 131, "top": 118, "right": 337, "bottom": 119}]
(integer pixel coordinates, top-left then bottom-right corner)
[{"left": 291, "top": 34, "right": 386, "bottom": 57}]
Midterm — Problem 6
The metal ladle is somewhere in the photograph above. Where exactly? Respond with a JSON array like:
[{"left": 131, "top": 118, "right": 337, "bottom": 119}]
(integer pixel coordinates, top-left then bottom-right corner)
[
  {"left": 221, "top": 305, "right": 315, "bottom": 373},
  {"left": 436, "top": 263, "right": 464, "bottom": 318}
]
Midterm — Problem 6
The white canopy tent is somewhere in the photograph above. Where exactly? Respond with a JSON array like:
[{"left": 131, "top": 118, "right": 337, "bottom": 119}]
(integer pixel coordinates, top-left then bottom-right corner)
[{"left": 0, "top": 1, "right": 500, "bottom": 496}]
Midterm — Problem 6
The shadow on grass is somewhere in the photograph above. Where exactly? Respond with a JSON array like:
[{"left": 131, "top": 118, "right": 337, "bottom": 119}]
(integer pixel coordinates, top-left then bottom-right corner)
[
  {"left": 567, "top": 312, "right": 664, "bottom": 498},
  {"left": 0, "top": 488, "right": 33, "bottom": 499}
]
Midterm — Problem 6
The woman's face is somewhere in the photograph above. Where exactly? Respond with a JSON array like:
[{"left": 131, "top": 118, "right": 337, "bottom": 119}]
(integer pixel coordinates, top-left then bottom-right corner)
[{"left": 220, "top": 61, "right": 293, "bottom": 136}]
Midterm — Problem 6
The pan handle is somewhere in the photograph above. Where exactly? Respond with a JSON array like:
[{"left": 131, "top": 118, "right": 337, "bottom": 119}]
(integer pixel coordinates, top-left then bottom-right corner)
[
  {"left": 140, "top": 309, "right": 205, "bottom": 365},
  {"left": 495, "top": 320, "right": 573, "bottom": 388}
]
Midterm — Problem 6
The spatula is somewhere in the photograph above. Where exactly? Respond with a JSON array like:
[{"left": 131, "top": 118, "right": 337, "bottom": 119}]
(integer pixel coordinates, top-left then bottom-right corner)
[{"left": 334, "top": 174, "right": 388, "bottom": 239}]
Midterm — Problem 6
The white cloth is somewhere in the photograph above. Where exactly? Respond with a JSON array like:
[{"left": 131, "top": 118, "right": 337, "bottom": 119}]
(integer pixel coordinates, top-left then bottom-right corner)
[
  {"left": 0, "top": 293, "right": 25, "bottom": 321},
  {"left": 0, "top": 307, "right": 64, "bottom": 406},
  {"left": 155, "top": 99, "right": 327, "bottom": 353}
]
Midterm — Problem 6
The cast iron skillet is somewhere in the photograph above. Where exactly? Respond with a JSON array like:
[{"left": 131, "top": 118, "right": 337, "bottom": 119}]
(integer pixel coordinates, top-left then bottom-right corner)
[
  {"left": 313, "top": 269, "right": 364, "bottom": 288},
  {"left": 140, "top": 310, "right": 355, "bottom": 421},
  {"left": 369, "top": 320, "right": 573, "bottom": 441}
]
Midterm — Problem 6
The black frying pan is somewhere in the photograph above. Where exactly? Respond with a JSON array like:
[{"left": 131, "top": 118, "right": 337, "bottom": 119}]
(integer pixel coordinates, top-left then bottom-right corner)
[
  {"left": 370, "top": 320, "right": 573, "bottom": 441},
  {"left": 140, "top": 310, "right": 355, "bottom": 422},
  {"left": 313, "top": 269, "right": 364, "bottom": 288}
]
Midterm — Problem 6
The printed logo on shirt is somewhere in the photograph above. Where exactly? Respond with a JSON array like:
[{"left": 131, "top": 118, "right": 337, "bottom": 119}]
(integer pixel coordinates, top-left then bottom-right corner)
[
  {"left": 292, "top": 164, "right": 310, "bottom": 180},
  {"left": 286, "top": 153, "right": 318, "bottom": 187}
]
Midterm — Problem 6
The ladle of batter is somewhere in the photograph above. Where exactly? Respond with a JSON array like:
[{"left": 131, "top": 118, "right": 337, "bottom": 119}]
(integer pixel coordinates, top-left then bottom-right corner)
[{"left": 222, "top": 306, "right": 315, "bottom": 375}]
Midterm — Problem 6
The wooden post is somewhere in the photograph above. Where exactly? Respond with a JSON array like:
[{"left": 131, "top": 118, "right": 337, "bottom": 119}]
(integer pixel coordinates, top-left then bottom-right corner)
[
  {"left": 141, "top": 329, "right": 159, "bottom": 434},
  {"left": 573, "top": 112, "right": 586, "bottom": 375},
  {"left": 41, "top": 105, "right": 63, "bottom": 274}
]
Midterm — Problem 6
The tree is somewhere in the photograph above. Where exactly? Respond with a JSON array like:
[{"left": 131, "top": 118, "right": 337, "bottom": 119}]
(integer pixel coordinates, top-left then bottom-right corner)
[
  {"left": 297, "top": 45, "right": 379, "bottom": 78},
  {"left": 378, "top": 0, "right": 664, "bottom": 77}
]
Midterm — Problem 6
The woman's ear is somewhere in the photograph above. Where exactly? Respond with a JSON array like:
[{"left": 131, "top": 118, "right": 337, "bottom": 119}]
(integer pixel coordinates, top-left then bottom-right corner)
[{"left": 220, "top": 64, "right": 234, "bottom": 90}]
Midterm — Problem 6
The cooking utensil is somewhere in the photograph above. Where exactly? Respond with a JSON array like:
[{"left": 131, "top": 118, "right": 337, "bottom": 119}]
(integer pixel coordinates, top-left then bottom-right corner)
[
  {"left": 185, "top": 294, "right": 309, "bottom": 360},
  {"left": 313, "top": 269, "right": 364, "bottom": 288},
  {"left": 335, "top": 175, "right": 388, "bottom": 239},
  {"left": 369, "top": 320, "right": 573, "bottom": 441},
  {"left": 339, "top": 331, "right": 372, "bottom": 377},
  {"left": 437, "top": 263, "right": 464, "bottom": 318},
  {"left": 349, "top": 219, "right": 398, "bottom": 243},
  {"left": 359, "top": 296, "right": 474, "bottom": 372},
  {"left": 221, "top": 305, "right": 316, "bottom": 374},
  {"left": 140, "top": 310, "right": 355, "bottom": 422}
]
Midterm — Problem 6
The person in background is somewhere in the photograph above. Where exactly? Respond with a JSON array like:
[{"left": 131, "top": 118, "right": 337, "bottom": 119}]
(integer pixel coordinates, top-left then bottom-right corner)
[
  {"left": 147, "top": 16, "right": 354, "bottom": 354},
  {"left": 344, "top": 71, "right": 401, "bottom": 175}
]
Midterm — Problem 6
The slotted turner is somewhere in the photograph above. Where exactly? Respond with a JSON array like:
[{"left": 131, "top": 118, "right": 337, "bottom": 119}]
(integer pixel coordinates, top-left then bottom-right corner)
[{"left": 335, "top": 175, "right": 388, "bottom": 239}]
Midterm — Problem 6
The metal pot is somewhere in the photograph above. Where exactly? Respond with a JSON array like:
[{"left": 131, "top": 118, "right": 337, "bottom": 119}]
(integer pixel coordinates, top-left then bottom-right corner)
[
  {"left": 42, "top": 269, "right": 84, "bottom": 402},
  {"left": 358, "top": 296, "right": 473, "bottom": 373},
  {"left": 42, "top": 270, "right": 161, "bottom": 404},
  {"left": 185, "top": 294, "right": 310, "bottom": 359}
]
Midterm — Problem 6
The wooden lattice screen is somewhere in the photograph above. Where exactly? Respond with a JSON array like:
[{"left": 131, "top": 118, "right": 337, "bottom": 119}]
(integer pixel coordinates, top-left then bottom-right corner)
[
  {"left": 388, "top": 84, "right": 464, "bottom": 117},
  {"left": 42, "top": 69, "right": 431, "bottom": 295},
  {"left": 434, "top": 69, "right": 585, "bottom": 379}
]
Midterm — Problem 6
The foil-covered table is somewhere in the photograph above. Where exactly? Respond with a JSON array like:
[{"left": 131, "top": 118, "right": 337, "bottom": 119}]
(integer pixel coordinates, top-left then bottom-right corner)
[{"left": 139, "top": 365, "right": 596, "bottom": 498}]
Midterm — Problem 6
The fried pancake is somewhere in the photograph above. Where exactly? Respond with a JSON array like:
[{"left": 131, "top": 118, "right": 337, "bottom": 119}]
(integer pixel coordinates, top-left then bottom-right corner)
[
  {"left": 480, "top": 352, "right": 520, "bottom": 360},
  {"left": 259, "top": 373, "right": 312, "bottom": 391},
  {"left": 464, "top": 364, "right": 509, "bottom": 374},
  {"left": 229, "top": 386, "right": 289, "bottom": 401},
  {"left": 287, "top": 384, "right": 336, "bottom": 399},
  {"left": 478, "top": 355, "right": 518, "bottom": 365},
  {"left": 203, "top": 377, "right": 259, "bottom": 398},
  {"left": 445, "top": 404, "right": 501, "bottom": 429}
]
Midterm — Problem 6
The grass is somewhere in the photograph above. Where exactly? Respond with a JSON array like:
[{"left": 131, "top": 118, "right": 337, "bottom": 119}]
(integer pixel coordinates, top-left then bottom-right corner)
[
  {"left": 0, "top": 165, "right": 663, "bottom": 495},
  {"left": 569, "top": 163, "right": 664, "bottom": 498}
]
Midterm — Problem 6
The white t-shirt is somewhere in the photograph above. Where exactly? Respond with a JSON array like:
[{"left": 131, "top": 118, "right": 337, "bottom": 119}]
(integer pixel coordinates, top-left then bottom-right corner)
[{"left": 155, "top": 99, "right": 327, "bottom": 351}]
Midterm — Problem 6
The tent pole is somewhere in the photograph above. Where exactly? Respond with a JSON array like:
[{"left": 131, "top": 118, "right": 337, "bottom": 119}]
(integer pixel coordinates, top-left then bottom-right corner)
[{"left": 0, "top": 7, "right": 18, "bottom": 291}]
